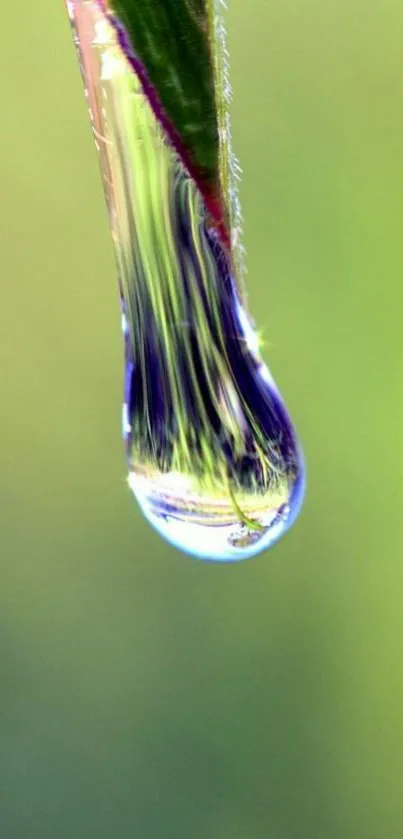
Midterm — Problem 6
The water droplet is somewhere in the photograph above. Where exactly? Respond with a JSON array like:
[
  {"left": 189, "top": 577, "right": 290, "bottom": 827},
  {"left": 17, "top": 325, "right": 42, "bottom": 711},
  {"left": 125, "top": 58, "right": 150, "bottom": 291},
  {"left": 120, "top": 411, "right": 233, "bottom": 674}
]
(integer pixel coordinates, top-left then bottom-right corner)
[{"left": 66, "top": 0, "right": 305, "bottom": 561}]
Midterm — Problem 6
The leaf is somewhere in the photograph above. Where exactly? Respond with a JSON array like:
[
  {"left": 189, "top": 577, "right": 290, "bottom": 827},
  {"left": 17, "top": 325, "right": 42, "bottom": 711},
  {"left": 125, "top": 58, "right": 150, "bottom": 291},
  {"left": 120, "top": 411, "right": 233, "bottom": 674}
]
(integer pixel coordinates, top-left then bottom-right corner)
[{"left": 104, "top": 0, "right": 226, "bottom": 231}]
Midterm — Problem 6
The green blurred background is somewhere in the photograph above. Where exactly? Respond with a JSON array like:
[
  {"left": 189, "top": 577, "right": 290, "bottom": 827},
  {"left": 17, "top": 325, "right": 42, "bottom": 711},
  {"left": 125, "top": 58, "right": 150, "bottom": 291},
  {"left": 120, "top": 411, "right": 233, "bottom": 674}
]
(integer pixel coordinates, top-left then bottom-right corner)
[{"left": 1, "top": 1, "right": 403, "bottom": 836}]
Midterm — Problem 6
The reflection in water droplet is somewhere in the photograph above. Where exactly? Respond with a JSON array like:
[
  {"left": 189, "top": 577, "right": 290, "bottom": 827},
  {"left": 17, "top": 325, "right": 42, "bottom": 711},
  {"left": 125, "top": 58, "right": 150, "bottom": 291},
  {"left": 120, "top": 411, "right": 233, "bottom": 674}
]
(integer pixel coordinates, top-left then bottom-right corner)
[{"left": 66, "top": 0, "right": 305, "bottom": 561}]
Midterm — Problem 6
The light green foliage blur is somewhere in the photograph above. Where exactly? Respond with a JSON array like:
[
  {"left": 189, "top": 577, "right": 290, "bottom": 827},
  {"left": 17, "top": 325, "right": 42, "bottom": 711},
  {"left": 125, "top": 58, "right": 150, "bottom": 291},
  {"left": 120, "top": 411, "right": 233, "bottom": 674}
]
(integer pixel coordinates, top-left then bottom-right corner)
[{"left": 1, "top": 1, "right": 403, "bottom": 837}]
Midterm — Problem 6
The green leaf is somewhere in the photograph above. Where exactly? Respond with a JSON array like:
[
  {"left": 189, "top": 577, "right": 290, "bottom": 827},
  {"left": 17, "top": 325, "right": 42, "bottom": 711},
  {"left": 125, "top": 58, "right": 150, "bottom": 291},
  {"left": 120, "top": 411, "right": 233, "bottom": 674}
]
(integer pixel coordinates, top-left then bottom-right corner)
[{"left": 108, "top": 0, "right": 219, "bottom": 195}]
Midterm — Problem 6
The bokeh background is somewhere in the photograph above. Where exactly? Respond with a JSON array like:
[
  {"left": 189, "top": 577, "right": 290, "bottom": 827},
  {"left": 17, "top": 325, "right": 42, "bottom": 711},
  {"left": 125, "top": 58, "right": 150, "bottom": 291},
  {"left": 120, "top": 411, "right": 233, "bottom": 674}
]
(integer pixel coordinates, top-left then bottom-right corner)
[{"left": 1, "top": 1, "right": 403, "bottom": 836}]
